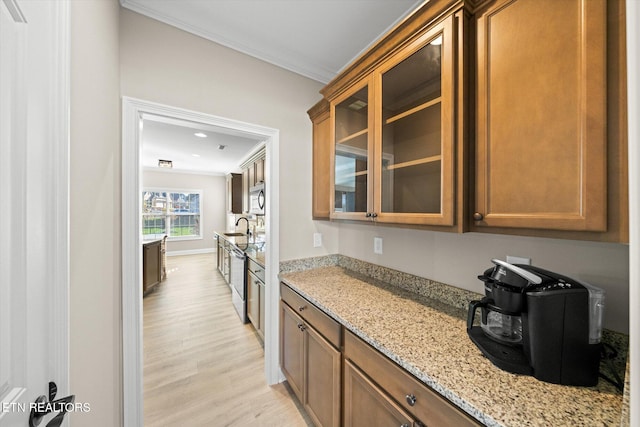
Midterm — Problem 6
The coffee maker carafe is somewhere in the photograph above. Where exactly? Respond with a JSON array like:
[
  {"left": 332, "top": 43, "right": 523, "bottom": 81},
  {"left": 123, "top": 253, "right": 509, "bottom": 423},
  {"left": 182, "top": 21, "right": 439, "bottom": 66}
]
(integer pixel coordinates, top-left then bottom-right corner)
[{"left": 467, "top": 259, "right": 605, "bottom": 386}]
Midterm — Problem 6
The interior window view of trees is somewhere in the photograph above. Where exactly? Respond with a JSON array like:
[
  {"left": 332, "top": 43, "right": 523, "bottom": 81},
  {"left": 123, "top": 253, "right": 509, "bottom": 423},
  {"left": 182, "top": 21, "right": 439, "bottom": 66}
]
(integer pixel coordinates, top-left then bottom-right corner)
[{"left": 142, "top": 190, "right": 202, "bottom": 239}]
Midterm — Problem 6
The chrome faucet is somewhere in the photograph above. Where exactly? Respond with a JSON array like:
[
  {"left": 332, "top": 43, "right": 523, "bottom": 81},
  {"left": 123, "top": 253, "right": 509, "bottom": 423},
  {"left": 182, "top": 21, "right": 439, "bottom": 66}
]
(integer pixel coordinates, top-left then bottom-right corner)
[{"left": 235, "top": 217, "right": 250, "bottom": 236}]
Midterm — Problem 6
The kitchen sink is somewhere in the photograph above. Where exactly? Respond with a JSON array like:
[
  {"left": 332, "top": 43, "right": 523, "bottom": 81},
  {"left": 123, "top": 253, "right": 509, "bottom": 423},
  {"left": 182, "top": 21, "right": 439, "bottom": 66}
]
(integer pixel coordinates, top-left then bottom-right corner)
[{"left": 223, "top": 232, "right": 246, "bottom": 237}]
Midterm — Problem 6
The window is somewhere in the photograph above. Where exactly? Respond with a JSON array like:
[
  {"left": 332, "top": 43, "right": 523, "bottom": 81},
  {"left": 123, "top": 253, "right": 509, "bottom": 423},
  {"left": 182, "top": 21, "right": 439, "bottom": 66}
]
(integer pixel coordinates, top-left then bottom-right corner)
[{"left": 142, "top": 189, "right": 202, "bottom": 240}]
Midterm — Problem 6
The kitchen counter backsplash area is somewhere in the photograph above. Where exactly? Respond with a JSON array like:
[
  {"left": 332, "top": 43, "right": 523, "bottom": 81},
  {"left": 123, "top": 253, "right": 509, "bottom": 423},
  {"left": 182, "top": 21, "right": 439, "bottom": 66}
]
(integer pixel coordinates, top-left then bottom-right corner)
[{"left": 279, "top": 254, "right": 629, "bottom": 426}]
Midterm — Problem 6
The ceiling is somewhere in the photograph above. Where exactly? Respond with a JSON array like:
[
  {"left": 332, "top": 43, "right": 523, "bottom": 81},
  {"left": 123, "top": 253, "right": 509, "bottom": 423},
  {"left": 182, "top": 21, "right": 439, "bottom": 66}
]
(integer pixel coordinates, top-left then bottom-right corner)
[
  {"left": 120, "top": 0, "right": 423, "bottom": 84},
  {"left": 141, "top": 115, "right": 264, "bottom": 175},
  {"left": 129, "top": 0, "right": 423, "bottom": 175}
]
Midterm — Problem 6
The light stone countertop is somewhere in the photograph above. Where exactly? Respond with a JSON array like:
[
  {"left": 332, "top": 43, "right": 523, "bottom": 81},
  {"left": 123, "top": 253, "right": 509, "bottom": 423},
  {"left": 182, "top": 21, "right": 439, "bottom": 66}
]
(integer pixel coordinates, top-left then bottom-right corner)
[
  {"left": 215, "top": 231, "right": 265, "bottom": 266},
  {"left": 280, "top": 265, "right": 624, "bottom": 427}
]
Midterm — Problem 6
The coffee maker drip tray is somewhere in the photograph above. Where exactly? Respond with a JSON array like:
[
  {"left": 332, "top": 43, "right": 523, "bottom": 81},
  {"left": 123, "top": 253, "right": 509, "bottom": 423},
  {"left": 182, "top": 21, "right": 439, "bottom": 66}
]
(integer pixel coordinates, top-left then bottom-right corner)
[{"left": 468, "top": 327, "right": 533, "bottom": 375}]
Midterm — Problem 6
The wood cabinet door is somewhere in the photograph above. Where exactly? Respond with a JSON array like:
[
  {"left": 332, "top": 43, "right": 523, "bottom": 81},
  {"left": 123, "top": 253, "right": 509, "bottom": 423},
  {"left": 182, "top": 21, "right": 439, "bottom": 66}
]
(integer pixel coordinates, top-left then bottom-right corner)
[
  {"left": 310, "top": 100, "right": 331, "bottom": 219},
  {"left": 330, "top": 77, "right": 375, "bottom": 221},
  {"left": 304, "top": 325, "right": 341, "bottom": 427},
  {"left": 247, "top": 271, "right": 260, "bottom": 329},
  {"left": 474, "top": 0, "right": 607, "bottom": 231},
  {"left": 143, "top": 242, "right": 161, "bottom": 292},
  {"left": 242, "top": 168, "right": 250, "bottom": 214},
  {"left": 280, "top": 302, "right": 304, "bottom": 401},
  {"left": 344, "top": 360, "right": 415, "bottom": 427},
  {"left": 258, "top": 282, "right": 265, "bottom": 337},
  {"left": 374, "top": 14, "right": 456, "bottom": 226},
  {"left": 255, "top": 157, "right": 265, "bottom": 184}
]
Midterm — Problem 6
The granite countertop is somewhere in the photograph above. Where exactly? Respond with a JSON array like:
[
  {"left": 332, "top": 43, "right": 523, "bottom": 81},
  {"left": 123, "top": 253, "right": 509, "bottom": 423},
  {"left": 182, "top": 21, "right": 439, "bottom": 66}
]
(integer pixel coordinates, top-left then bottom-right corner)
[
  {"left": 215, "top": 231, "right": 265, "bottom": 267},
  {"left": 279, "top": 263, "right": 625, "bottom": 427},
  {"left": 142, "top": 237, "right": 163, "bottom": 245}
]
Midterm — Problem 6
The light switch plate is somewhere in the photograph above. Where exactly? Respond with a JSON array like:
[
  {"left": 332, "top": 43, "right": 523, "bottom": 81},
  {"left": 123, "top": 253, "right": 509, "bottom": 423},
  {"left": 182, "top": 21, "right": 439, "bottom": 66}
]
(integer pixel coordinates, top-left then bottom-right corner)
[
  {"left": 506, "top": 255, "right": 531, "bottom": 265},
  {"left": 313, "top": 232, "right": 322, "bottom": 248},
  {"left": 374, "top": 237, "right": 383, "bottom": 254}
]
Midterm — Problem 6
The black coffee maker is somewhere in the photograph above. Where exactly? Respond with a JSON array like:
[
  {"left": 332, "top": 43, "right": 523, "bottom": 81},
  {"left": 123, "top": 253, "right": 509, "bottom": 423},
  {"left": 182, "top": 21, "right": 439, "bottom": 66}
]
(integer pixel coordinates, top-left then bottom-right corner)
[{"left": 467, "top": 259, "right": 605, "bottom": 386}]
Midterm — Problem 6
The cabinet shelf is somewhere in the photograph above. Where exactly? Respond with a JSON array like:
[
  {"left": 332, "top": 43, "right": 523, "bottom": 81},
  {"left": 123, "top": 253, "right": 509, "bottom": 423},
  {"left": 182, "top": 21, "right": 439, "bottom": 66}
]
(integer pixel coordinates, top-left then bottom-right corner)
[
  {"left": 337, "top": 128, "right": 368, "bottom": 144},
  {"left": 337, "top": 170, "right": 368, "bottom": 180},
  {"left": 385, "top": 155, "right": 441, "bottom": 171},
  {"left": 385, "top": 97, "right": 441, "bottom": 125}
]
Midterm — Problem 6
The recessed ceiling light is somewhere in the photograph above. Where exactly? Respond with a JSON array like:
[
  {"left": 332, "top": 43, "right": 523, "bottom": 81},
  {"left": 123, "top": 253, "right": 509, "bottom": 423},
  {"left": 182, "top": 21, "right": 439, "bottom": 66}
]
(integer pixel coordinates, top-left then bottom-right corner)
[
  {"left": 218, "top": 144, "right": 226, "bottom": 150},
  {"left": 348, "top": 100, "right": 367, "bottom": 111},
  {"left": 192, "top": 154, "right": 201, "bottom": 157},
  {"left": 194, "top": 132, "right": 207, "bottom": 138}
]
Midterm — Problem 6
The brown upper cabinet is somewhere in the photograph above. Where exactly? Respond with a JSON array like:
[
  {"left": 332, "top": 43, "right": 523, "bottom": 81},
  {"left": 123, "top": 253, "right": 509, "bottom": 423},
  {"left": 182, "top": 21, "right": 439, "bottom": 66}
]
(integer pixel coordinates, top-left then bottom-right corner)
[
  {"left": 226, "top": 173, "right": 242, "bottom": 214},
  {"left": 473, "top": 0, "right": 606, "bottom": 231},
  {"left": 308, "top": 100, "right": 331, "bottom": 220},
  {"left": 240, "top": 147, "right": 266, "bottom": 214},
  {"left": 309, "top": 0, "right": 628, "bottom": 242},
  {"left": 327, "top": 14, "right": 458, "bottom": 227}
]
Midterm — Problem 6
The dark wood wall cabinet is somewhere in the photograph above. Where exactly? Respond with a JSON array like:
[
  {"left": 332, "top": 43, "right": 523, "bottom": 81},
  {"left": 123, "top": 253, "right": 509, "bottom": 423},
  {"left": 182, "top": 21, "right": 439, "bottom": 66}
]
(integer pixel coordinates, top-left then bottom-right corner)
[
  {"left": 308, "top": 0, "right": 628, "bottom": 242},
  {"left": 240, "top": 148, "right": 266, "bottom": 214},
  {"left": 280, "top": 283, "right": 479, "bottom": 427},
  {"left": 226, "top": 173, "right": 243, "bottom": 214}
]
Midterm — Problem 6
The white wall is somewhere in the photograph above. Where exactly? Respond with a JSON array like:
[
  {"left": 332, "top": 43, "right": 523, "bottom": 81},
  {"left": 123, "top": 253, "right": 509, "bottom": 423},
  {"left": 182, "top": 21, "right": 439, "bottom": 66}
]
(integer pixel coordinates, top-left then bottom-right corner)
[
  {"left": 143, "top": 170, "right": 226, "bottom": 253},
  {"left": 70, "top": 1, "right": 121, "bottom": 425},
  {"left": 119, "top": 9, "right": 340, "bottom": 261}
]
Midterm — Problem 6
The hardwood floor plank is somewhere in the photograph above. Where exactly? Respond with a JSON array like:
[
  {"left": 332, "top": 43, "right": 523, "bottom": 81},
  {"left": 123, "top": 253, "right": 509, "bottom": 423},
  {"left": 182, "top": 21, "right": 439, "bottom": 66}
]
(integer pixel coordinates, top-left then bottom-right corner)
[{"left": 143, "top": 253, "right": 312, "bottom": 427}]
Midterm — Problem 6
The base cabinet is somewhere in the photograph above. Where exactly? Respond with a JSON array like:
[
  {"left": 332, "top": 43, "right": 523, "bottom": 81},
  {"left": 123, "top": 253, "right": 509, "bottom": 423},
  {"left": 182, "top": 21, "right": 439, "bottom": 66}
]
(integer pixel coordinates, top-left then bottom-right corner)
[
  {"left": 280, "top": 286, "right": 341, "bottom": 427},
  {"left": 280, "top": 282, "right": 479, "bottom": 427},
  {"left": 247, "top": 270, "right": 265, "bottom": 340},
  {"left": 344, "top": 330, "right": 479, "bottom": 427},
  {"left": 344, "top": 360, "right": 416, "bottom": 427}
]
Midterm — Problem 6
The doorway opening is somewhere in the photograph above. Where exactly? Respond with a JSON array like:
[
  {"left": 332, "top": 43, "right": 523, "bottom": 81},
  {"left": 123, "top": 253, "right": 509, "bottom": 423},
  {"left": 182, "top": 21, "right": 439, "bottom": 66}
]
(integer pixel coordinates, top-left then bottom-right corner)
[{"left": 121, "top": 98, "right": 281, "bottom": 426}]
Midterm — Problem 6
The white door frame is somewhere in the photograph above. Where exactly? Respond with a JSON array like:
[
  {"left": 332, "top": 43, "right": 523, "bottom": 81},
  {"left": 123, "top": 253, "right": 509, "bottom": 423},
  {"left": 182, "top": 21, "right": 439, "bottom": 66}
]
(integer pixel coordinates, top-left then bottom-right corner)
[
  {"left": 626, "top": 0, "right": 639, "bottom": 424},
  {"left": 121, "top": 97, "right": 281, "bottom": 426}
]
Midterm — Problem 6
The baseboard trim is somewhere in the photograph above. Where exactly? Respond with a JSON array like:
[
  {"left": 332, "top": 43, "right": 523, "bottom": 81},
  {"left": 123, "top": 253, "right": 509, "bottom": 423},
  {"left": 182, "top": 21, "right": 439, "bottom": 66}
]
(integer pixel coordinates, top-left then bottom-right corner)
[{"left": 167, "top": 248, "right": 215, "bottom": 257}]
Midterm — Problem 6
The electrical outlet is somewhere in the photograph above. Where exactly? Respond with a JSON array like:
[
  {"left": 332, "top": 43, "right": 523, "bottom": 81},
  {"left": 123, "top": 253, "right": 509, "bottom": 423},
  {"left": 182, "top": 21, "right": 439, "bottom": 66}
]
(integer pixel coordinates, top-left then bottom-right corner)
[
  {"left": 313, "top": 232, "right": 322, "bottom": 248},
  {"left": 374, "top": 237, "right": 383, "bottom": 255},
  {"left": 506, "top": 255, "right": 531, "bottom": 265}
]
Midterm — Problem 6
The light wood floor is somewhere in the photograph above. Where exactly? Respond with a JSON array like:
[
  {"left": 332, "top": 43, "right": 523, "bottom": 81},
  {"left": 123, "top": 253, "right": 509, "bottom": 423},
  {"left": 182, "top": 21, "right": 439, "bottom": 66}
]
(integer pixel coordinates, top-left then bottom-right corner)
[{"left": 143, "top": 253, "right": 312, "bottom": 426}]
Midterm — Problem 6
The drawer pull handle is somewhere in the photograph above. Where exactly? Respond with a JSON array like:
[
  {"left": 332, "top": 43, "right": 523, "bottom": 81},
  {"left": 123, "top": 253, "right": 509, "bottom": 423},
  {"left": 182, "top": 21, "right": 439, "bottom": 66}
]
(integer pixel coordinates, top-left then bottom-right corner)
[
  {"left": 298, "top": 305, "right": 307, "bottom": 312},
  {"left": 405, "top": 394, "right": 417, "bottom": 406}
]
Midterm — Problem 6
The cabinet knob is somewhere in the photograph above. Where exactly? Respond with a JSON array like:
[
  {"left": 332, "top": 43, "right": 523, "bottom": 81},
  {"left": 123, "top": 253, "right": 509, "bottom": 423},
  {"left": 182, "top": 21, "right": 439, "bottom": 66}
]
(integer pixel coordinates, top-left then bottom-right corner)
[
  {"left": 371, "top": 212, "right": 378, "bottom": 218},
  {"left": 365, "top": 212, "right": 372, "bottom": 218},
  {"left": 297, "top": 323, "right": 307, "bottom": 332},
  {"left": 405, "top": 394, "right": 417, "bottom": 406},
  {"left": 473, "top": 212, "right": 484, "bottom": 221},
  {"left": 400, "top": 424, "right": 411, "bottom": 427},
  {"left": 298, "top": 305, "right": 307, "bottom": 312}
]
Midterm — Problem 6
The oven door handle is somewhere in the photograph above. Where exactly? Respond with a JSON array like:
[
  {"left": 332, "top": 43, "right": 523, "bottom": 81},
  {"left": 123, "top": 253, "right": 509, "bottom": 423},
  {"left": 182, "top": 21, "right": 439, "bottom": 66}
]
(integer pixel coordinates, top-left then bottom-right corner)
[{"left": 232, "top": 248, "right": 246, "bottom": 259}]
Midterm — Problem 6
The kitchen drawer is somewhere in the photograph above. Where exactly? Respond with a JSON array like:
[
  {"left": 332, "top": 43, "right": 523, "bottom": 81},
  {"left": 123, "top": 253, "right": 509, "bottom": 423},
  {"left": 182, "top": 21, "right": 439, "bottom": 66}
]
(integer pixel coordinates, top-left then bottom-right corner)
[
  {"left": 248, "top": 258, "right": 265, "bottom": 282},
  {"left": 280, "top": 283, "right": 341, "bottom": 349},
  {"left": 344, "top": 330, "right": 479, "bottom": 427}
]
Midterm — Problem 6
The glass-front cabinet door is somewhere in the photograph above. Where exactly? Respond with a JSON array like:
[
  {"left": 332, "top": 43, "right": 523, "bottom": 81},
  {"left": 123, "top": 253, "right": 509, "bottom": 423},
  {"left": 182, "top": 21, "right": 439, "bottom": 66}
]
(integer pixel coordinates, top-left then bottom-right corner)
[
  {"left": 374, "top": 16, "right": 454, "bottom": 225},
  {"left": 331, "top": 80, "right": 373, "bottom": 220}
]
